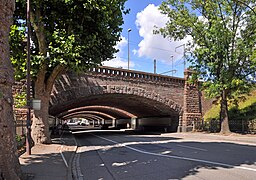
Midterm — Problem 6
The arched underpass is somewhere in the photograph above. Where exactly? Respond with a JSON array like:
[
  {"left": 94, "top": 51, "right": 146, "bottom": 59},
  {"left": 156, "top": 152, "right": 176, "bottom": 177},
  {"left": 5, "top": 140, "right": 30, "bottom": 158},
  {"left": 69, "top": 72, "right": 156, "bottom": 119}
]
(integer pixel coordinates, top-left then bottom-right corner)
[
  {"left": 50, "top": 93, "right": 180, "bottom": 132},
  {"left": 49, "top": 67, "right": 202, "bottom": 132}
]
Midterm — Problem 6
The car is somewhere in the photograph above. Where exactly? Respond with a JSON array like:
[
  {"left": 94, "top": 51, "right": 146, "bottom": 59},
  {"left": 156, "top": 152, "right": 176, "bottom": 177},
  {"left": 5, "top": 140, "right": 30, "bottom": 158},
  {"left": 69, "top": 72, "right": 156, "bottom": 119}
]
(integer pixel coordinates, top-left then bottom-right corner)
[
  {"left": 80, "top": 120, "right": 89, "bottom": 126},
  {"left": 67, "top": 121, "right": 80, "bottom": 126}
]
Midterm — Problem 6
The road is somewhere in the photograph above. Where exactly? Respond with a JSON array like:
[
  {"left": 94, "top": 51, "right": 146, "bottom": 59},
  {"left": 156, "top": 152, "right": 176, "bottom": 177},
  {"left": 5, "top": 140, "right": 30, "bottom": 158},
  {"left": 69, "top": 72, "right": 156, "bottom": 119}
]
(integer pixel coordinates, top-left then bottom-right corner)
[{"left": 72, "top": 130, "right": 256, "bottom": 180}]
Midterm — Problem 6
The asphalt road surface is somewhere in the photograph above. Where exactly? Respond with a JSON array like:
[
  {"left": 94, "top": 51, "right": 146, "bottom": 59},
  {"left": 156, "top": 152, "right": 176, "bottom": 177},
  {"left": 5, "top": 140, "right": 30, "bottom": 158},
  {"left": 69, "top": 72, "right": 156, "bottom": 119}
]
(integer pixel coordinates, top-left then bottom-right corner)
[{"left": 72, "top": 130, "right": 256, "bottom": 180}]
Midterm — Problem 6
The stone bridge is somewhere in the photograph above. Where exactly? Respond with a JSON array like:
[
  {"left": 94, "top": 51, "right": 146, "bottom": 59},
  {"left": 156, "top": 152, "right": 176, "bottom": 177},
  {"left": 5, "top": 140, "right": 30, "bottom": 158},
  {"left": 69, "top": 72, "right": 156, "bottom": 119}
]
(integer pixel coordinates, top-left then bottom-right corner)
[{"left": 49, "top": 66, "right": 203, "bottom": 132}]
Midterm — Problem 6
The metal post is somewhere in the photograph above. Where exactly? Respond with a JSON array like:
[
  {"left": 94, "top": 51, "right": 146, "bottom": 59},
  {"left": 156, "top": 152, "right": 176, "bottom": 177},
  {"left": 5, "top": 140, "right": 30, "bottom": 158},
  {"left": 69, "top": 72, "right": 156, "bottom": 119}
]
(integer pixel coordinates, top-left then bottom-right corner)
[
  {"left": 171, "top": 55, "right": 174, "bottom": 76},
  {"left": 183, "top": 45, "right": 186, "bottom": 70},
  {"left": 127, "top": 28, "right": 131, "bottom": 70},
  {"left": 175, "top": 44, "right": 186, "bottom": 70},
  {"left": 154, "top": 59, "right": 156, "bottom": 74},
  {"left": 26, "top": 0, "right": 32, "bottom": 155}
]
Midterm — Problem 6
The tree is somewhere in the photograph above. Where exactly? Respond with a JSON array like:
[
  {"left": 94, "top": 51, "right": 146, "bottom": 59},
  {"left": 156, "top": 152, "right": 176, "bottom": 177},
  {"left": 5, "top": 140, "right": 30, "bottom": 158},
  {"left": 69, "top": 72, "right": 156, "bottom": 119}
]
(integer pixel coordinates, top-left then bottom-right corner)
[
  {"left": 0, "top": 0, "right": 22, "bottom": 179},
  {"left": 158, "top": 0, "right": 256, "bottom": 134},
  {"left": 11, "top": 0, "right": 128, "bottom": 144}
]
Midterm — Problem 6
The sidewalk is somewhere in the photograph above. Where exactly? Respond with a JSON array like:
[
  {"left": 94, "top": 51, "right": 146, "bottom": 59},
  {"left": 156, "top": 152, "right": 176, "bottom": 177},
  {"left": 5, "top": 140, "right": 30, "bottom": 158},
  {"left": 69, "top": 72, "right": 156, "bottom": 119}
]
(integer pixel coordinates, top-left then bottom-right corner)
[
  {"left": 163, "top": 132, "right": 256, "bottom": 145},
  {"left": 19, "top": 133, "right": 77, "bottom": 180}
]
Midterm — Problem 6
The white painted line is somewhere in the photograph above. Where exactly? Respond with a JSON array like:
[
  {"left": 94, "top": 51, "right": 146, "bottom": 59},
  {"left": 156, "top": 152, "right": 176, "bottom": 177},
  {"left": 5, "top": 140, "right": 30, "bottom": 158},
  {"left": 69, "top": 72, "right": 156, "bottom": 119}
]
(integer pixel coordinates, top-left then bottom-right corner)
[
  {"left": 92, "top": 134, "right": 256, "bottom": 173},
  {"left": 60, "top": 145, "right": 68, "bottom": 168},
  {"left": 72, "top": 129, "right": 126, "bottom": 134},
  {"left": 177, "top": 144, "right": 208, "bottom": 152}
]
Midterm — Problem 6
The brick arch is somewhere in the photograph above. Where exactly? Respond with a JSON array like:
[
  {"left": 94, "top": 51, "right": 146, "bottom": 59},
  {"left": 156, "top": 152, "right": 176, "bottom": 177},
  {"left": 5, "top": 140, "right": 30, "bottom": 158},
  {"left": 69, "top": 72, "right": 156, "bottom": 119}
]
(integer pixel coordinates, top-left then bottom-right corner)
[
  {"left": 50, "top": 84, "right": 183, "bottom": 116},
  {"left": 100, "top": 85, "right": 183, "bottom": 114},
  {"left": 64, "top": 113, "right": 105, "bottom": 122},
  {"left": 57, "top": 106, "right": 137, "bottom": 119}
]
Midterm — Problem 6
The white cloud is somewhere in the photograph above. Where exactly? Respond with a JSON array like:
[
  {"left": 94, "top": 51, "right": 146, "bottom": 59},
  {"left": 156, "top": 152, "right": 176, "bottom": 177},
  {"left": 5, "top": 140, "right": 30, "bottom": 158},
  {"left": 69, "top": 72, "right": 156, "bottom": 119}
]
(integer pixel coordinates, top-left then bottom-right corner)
[
  {"left": 103, "top": 58, "right": 131, "bottom": 69},
  {"left": 103, "top": 36, "right": 135, "bottom": 69},
  {"left": 116, "top": 36, "right": 128, "bottom": 50},
  {"left": 132, "top": 49, "right": 137, "bottom": 55},
  {"left": 135, "top": 4, "right": 191, "bottom": 64}
]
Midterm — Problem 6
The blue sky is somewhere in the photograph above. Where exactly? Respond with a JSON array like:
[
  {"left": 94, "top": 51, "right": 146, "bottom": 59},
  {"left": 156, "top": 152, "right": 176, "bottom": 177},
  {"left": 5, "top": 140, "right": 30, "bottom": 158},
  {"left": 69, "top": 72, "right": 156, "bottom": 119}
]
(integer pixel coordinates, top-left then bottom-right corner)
[{"left": 103, "top": 0, "right": 191, "bottom": 78}]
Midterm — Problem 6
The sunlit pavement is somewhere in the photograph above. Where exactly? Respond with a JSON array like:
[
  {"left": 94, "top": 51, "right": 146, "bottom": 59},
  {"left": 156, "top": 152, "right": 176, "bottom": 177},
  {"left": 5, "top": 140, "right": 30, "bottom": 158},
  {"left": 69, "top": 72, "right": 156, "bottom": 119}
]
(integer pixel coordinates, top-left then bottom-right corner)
[{"left": 19, "top": 133, "right": 76, "bottom": 180}]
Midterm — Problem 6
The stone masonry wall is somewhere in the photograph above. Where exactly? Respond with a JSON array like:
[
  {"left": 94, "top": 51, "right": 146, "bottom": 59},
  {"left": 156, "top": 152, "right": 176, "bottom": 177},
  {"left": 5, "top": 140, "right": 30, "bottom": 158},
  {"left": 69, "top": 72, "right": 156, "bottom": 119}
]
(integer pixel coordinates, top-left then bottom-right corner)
[
  {"left": 50, "top": 67, "right": 185, "bottom": 115},
  {"left": 179, "top": 69, "right": 202, "bottom": 131}
]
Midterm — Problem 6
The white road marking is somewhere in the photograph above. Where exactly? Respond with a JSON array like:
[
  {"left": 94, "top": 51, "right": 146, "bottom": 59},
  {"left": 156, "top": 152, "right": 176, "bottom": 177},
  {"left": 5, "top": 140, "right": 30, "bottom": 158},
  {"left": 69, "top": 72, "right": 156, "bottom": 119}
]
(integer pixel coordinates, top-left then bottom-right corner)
[
  {"left": 92, "top": 134, "right": 256, "bottom": 173},
  {"left": 72, "top": 129, "right": 126, "bottom": 134},
  {"left": 60, "top": 145, "right": 68, "bottom": 168},
  {"left": 177, "top": 144, "right": 208, "bottom": 152},
  {"left": 59, "top": 133, "right": 69, "bottom": 168}
]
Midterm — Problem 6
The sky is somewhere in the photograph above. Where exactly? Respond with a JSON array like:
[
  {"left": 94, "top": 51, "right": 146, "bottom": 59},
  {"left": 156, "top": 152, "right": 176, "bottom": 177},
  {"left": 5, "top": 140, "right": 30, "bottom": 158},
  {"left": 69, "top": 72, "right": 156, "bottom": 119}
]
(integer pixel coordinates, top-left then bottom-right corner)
[{"left": 103, "top": 0, "right": 191, "bottom": 78}]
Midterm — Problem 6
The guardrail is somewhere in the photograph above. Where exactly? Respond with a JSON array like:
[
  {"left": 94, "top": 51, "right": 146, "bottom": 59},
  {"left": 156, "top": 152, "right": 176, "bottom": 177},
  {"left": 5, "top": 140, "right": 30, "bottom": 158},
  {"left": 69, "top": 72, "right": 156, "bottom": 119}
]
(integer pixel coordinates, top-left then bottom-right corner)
[{"left": 89, "top": 66, "right": 185, "bottom": 84}]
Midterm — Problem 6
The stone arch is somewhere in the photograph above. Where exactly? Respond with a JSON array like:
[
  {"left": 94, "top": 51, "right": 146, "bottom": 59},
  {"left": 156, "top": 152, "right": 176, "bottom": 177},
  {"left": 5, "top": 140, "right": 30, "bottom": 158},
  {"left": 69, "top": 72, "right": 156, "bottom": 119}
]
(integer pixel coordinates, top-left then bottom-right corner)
[
  {"left": 62, "top": 111, "right": 108, "bottom": 121},
  {"left": 64, "top": 113, "right": 105, "bottom": 122},
  {"left": 57, "top": 106, "right": 136, "bottom": 119},
  {"left": 102, "top": 85, "right": 183, "bottom": 113},
  {"left": 50, "top": 84, "right": 183, "bottom": 116}
]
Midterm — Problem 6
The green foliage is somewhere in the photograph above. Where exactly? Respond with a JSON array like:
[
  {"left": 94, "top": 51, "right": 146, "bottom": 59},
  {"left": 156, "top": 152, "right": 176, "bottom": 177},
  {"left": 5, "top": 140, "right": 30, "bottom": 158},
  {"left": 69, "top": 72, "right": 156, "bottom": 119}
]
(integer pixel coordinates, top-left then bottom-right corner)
[
  {"left": 229, "top": 90, "right": 256, "bottom": 120},
  {"left": 204, "top": 89, "right": 256, "bottom": 121},
  {"left": 14, "top": 91, "right": 26, "bottom": 108},
  {"left": 204, "top": 104, "right": 220, "bottom": 121},
  {"left": 15, "top": 134, "right": 23, "bottom": 142},
  {"left": 11, "top": 0, "right": 128, "bottom": 80},
  {"left": 158, "top": 0, "right": 256, "bottom": 101},
  {"left": 158, "top": 1, "right": 256, "bottom": 133},
  {"left": 10, "top": 24, "right": 26, "bottom": 80}
]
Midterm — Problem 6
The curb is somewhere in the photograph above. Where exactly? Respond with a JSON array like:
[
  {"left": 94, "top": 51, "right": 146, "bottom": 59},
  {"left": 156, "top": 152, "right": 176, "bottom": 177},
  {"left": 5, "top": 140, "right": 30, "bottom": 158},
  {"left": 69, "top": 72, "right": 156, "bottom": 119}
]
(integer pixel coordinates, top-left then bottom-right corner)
[
  {"left": 71, "top": 135, "right": 84, "bottom": 180},
  {"left": 68, "top": 143, "right": 77, "bottom": 180},
  {"left": 59, "top": 132, "right": 78, "bottom": 180}
]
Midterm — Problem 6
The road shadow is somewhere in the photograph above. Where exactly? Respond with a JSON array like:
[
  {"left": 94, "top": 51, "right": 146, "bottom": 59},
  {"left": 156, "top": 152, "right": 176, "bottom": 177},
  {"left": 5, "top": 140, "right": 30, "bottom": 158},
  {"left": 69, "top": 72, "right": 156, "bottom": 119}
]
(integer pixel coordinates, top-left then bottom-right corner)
[
  {"left": 75, "top": 130, "right": 179, "bottom": 144},
  {"left": 75, "top": 131, "right": 256, "bottom": 179},
  {"left": 19, "top": 132, "right": 75, "bottom": 180}
]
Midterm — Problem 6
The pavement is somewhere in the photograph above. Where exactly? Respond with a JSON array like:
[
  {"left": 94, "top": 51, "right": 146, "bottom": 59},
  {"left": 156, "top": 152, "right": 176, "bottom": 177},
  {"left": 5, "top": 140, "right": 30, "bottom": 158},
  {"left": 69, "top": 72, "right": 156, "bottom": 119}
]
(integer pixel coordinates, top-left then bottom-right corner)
[
  {"left": 18, "top": 130, "right": 256, "bottom": 180},
  {"left": 162, "top": 132, "right": 256, "bottom": 145},
  {"left": 19, "top": 132, "right": 77, "bottom": 180}
]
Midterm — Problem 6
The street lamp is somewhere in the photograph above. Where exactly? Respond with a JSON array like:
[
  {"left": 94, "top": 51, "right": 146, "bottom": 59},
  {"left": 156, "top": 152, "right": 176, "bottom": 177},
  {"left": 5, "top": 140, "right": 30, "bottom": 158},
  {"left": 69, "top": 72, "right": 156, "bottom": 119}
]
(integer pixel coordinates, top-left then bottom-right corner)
[
  {"left": 171, "top": 55, "right": 174, "bottom": 76},
  {"left": 26, "top": 0, "right": 32, "bottom": 155},
  {"left": 127, "top": 28, "right": 131, "bottom": 70}
]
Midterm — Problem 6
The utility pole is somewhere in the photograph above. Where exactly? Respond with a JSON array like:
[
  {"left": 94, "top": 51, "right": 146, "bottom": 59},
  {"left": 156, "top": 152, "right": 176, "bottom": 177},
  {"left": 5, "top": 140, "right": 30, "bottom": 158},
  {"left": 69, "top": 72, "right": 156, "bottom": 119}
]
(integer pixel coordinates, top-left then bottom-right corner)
[
  {"left": 154, "top": 59, "right": 156, "bottom": 74},
  {"left": 175, "top": 44, "right": 186, "bottom": 70},
  {"left": 127, "top": 28, "right": 131, "bottom": 70},
  {"left": 26, "top": 0, "right": 32, "bottom": 155},
  {"left": 170, "top": 55, "right": 174, "bottom": 76}
]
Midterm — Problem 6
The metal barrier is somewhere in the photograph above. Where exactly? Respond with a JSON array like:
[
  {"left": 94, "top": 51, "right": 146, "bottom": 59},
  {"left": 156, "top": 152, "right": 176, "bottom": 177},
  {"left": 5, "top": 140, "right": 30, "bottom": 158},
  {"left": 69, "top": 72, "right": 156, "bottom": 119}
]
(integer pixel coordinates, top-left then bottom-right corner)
[
  {"left": 204, "top": 118, "right": 256, "bottom": 134},
  {"left": 15, "top": 119, "right": 26, "bottom": 136}
]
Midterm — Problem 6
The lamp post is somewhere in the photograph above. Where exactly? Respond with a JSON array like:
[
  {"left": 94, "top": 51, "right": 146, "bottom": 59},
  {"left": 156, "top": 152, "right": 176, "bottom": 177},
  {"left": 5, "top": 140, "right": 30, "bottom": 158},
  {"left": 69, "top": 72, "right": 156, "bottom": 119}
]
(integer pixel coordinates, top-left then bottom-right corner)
[
  {"left": 127, "top": 28, "right": 131, "bottom": 70},
  {"left": 26, "top": 0, "right": 32, "bottom": 155},
  {"left": 154, "top": 59, "right": 156, "bottom": 74},
  {"left": 171, "top": 55, "right": 174, "bottom": 76}
]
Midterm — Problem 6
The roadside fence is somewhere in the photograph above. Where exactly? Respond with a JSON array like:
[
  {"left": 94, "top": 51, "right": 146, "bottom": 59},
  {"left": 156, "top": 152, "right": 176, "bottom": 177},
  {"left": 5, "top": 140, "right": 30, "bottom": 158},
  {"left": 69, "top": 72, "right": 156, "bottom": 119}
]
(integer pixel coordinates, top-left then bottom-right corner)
[{"left": 204, "top": 118, "right": 256, "bottom": 134}]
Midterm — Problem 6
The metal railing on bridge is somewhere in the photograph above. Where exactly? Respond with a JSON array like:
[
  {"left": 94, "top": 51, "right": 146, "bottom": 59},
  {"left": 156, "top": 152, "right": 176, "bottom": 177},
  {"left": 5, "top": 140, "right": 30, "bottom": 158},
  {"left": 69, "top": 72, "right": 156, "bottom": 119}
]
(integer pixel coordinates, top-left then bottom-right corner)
[{"left": 89, "top": 66, "right": 185, "bottom": 85}]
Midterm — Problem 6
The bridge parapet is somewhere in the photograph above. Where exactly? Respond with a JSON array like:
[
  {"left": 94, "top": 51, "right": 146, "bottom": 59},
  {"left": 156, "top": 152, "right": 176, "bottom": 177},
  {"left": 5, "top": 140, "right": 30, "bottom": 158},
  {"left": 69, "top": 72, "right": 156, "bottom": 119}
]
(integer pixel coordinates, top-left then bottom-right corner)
[{"left": 89, "top": 66, "right": 185, "bottom": 85}]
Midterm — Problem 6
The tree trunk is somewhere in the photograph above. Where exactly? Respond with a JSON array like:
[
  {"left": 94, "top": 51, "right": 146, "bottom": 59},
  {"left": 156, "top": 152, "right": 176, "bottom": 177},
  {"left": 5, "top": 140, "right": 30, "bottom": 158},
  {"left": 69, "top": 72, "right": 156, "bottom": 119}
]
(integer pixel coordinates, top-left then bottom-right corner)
[
  {"left": 30, "top": 65, "right": 65, "bottom": 144},
  {"left": 0, "top": 0, "right": 22, "bottom": 179},
  {"left": 31, "top": 89, "right": 51, "bottom": 144},
  {"left": 29, "top": 6, "right": 53, "bottom": 144},
  {"left": 220, "top": 89, "right": 231, "bottom": 134}
]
